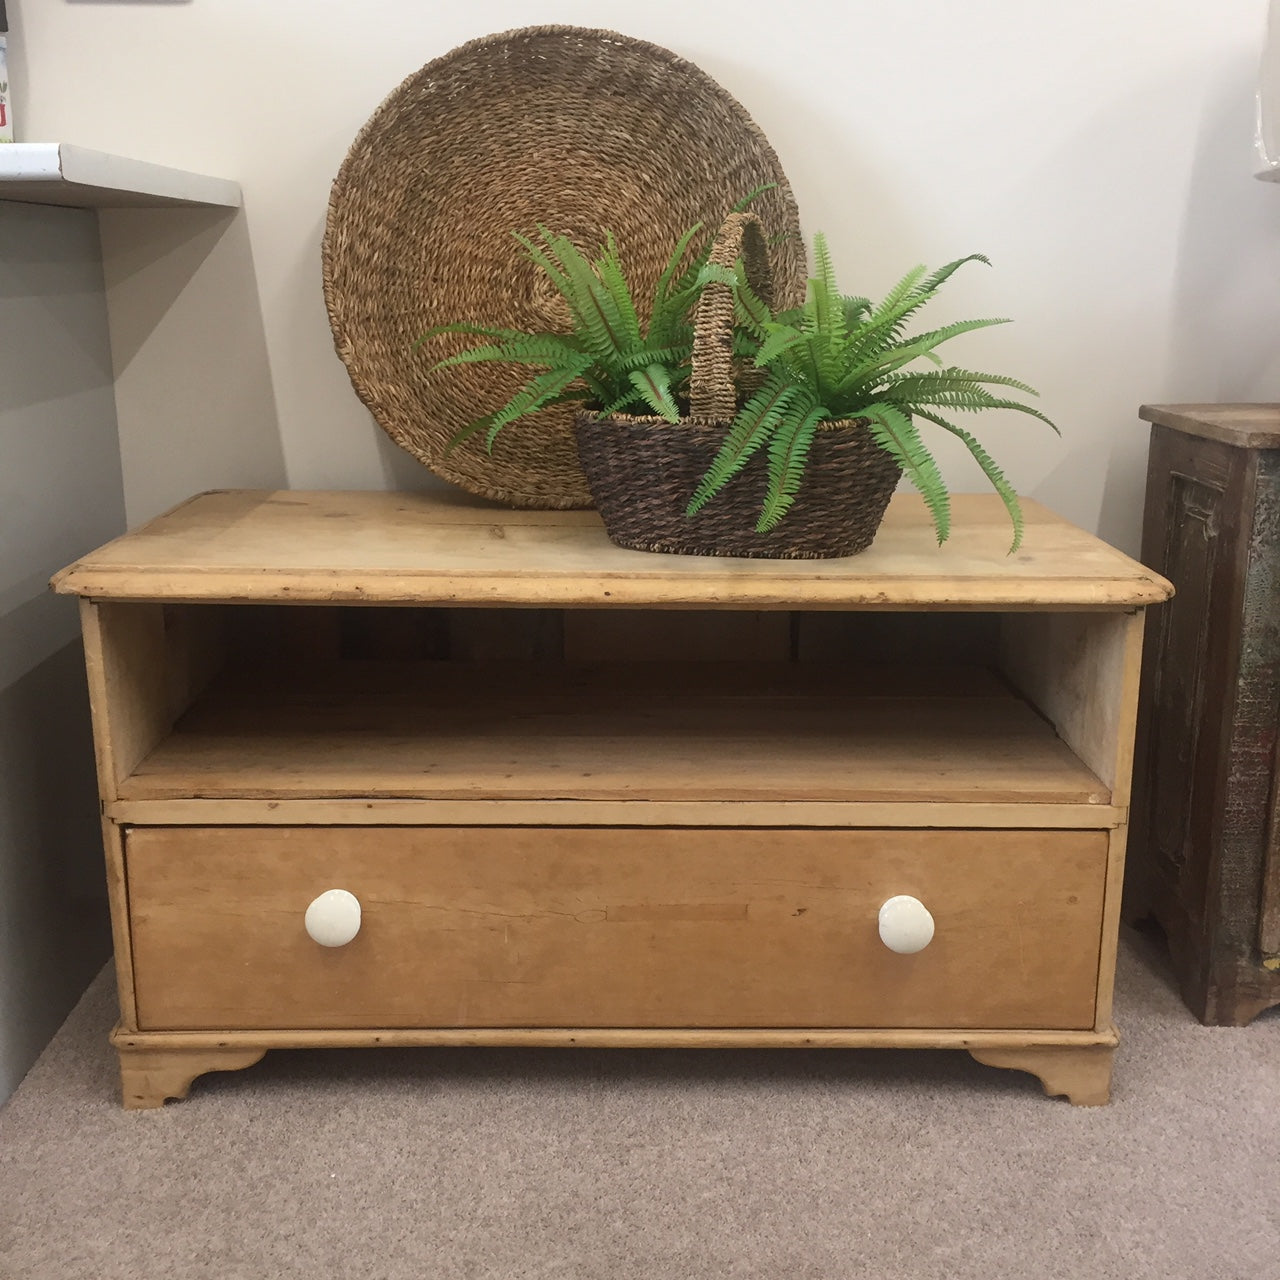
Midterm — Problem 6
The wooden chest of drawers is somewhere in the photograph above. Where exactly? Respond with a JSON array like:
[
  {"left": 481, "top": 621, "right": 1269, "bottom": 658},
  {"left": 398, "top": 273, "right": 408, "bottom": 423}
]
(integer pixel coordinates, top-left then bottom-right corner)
[{"left": 53, "top": 489, "right": 1170, "bottom": 1107}]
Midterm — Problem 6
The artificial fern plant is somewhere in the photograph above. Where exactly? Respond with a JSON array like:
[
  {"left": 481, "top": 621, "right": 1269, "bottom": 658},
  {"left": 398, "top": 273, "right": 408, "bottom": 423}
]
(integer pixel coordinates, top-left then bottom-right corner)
[
  {"left": 418, "top": 220, "right": 734, "bottom": 451},
  {"left": 689, "top": 235, "right": 1057, "bottom": 550}
]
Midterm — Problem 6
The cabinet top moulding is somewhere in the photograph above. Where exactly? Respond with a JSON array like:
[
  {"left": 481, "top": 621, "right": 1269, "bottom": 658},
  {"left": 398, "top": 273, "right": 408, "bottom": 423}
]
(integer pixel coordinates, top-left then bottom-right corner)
[
  {"left": 0, "top": 143, "right": 242, "bottom": 209},
  {"left": 51, "top": 489, "right": 1172, "bottom": 611},
  {"left": 1140, "top": 403, "right": 1280, "bottom": 450}
]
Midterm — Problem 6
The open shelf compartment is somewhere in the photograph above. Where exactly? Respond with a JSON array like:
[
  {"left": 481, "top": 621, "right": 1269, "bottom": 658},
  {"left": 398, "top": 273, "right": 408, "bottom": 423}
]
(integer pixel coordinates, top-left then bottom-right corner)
[
  {"left": 85, "top": 602, "right": 1134, "bottom": 823},
  {"left": 117, "top": 658, "right": 1107, "bottom": 806}
]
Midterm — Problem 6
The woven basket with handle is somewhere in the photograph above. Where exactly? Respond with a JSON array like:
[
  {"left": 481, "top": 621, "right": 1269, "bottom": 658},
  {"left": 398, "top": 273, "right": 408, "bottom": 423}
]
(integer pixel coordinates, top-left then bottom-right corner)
[{"left": 574, "top": 214, "right": 903, "bottom": 559}]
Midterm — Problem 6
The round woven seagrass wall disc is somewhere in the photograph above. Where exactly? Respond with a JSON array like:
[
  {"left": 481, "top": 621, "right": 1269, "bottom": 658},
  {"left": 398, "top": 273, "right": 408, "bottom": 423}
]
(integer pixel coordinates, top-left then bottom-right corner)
[{"left": 322, "top": 25, "right": 805, "bottom": 509}]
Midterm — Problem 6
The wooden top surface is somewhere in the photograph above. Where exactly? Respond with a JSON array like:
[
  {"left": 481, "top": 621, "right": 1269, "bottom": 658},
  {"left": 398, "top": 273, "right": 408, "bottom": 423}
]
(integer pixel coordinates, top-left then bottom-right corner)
[
  {"left": 1140, "top": 403, "right": 1280, "bottom": 449},
  {"left": 51, "top": 489, "right": 1172, "bottom": 609}
]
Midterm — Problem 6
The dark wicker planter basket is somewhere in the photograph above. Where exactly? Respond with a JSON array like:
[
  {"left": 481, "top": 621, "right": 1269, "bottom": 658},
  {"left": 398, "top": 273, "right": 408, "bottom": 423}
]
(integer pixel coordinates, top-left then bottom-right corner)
[
  {"left": 575, "top": 414, "right": 901, "bottom": 558},
  {"left": 574, "top": 212, "right": 902, "bottom": 559}
]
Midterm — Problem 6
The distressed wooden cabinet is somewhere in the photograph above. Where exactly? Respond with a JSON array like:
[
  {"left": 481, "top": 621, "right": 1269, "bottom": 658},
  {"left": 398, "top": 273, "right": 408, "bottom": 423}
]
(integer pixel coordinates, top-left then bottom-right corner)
[
  {"left": 1129, "top": 404, "right": 1280, "bottom": 1024},
  {"left": 52, "top": 489, "right": 1170, "bottom": 1107}
]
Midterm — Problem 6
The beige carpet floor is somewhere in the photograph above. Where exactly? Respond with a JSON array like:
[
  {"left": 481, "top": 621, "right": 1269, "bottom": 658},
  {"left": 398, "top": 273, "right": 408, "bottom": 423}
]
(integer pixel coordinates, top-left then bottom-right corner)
[{"left": 0, "top": 928, "right": 1276, "bottom": 1280}]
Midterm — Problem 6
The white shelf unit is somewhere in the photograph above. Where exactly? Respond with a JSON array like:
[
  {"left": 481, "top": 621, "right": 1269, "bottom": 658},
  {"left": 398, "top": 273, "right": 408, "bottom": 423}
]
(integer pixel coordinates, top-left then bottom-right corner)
[{"left": 0, "top": 143, "right": 241, "bottom": 209}]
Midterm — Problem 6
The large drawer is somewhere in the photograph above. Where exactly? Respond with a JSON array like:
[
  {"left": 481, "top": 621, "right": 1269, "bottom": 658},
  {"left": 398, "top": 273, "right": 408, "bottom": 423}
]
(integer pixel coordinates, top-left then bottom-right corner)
[{"left": 125, "top": 826, "right": 1108, "bottom": 1031}]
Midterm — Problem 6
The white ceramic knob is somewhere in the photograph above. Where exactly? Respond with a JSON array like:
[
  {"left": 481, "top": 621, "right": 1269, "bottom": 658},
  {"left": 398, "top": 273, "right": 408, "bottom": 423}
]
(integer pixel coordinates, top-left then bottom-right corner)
[
  {"left": 304, "top": 889, "right": 362, "bottom": 947},
  {"left": 878, "top": 895, "right": 935, "bottom": 954}
]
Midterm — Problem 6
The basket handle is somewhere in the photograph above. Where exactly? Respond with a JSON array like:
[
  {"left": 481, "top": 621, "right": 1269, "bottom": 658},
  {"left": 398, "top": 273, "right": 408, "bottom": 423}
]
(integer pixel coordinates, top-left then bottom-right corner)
[{"left": 688, "top": 212, "right": 775, "bottom": 422}]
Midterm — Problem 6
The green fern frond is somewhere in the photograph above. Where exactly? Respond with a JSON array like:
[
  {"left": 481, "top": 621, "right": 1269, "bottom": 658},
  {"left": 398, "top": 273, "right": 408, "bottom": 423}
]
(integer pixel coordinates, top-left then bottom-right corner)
[
  {"left": 616, "top": 344, "right": 689, "bottom": 373},
  {"left": 576, "top": 369, "right": 615, "bottom": 407},
  {"left": 882, "top": 363, "right": 1034, "bottom": 399},
  {"left": 664, "top": 239, "right": 720, "bottom": 310},
  {"left": 937, "top": 366, "right": 1039, "bottom": 397},
  {"left": 806, "top": 237, "right": 848, "bottom": 388},
  {"left": 757, "top": 404, "right": 827, "bottom": 532},
  {"left": 880, "top": 318, "right": 1011, "bottom": 360},
  {"left": 444, "top": 412, "right": 499, "bottom": 451},
  {"left": 653, "top": 221, "right": 705, "bottom": 298},
  {"left": 730, "top": 184, "right": 777, "bottom": 212},
  {"left": 512, "top": 231, "right": 575, "bottom": 304},
  {"left": 595, "top": 233, "right": 643, "bottom": 348},
  {"left": 593, "top": 388, "right": 644, "bottom": 417},
  {"left": 891, "top": 383, "right": 1058, "bottom": 431},
  {"left": 759, "top": 294, "right": 825, "bottom": 391},
  {"left": 557, "top": 240, "right": 633, "bottom": 361},
  {"left": 694, "top": 262, "right": 740, "bottom": 290},
  {"left": 430, "top": 343, "right": 516, "bottom": 371},
  {"left": 414, "top": 321, "right": 535, "bottom": 350},
  {"left": 841, "top": 295, "right": 872, "bottom": 326},
  {"left": 915, "top": 409, "right": 1024, "bottom": 551},
  {"left": 918, "top": 253, "right": 991, "bottom": 294},
  {"left": 809, "top": 237, "right": 847, "bottom": 356},
  {"left": 528, "top": 227, "right": 630, "bottom": 363},
  {"left": 813, "top": 234, "right": 840, "bottom": 311},
  {"left": 512, "top": 228, "right": 623, "bottom": 365},
  {"left": 733, "top": 265, "right": 774, "bottom": 343},
  {"left": 835, "top": 321, "right": 1023, "bottom": 398},
  {"left": 850, "top": 258, "right": 989, "bottom": 359},
  {"left": 649, "top": 221, "right": 706, "bottom": 344},
  {"left": 835, "top": 279, "right": 939, "bottom": 375},
  {"left": 481, "top": 361, "right": 592, "bottom": 446},
  {"left": 656, "top": 199, "right": 771, "bottom": 333},
  {"left": 968, "top": 395, "right": 1059, "bottom": 433},
  {"left": 862, "top": 403, "right": 950, "bottom": 543},
  {"left": 752, "top": 321, "right": 807, "bottom": 368},
  {"left": 835, "top": 332, "right": 966, "bottom": 396},
  {"left": 887, "top": 254, "right": 990, "bottom": 346},
  {"left": 628, "top": 364, "right": 681, "bottom": 422},
  {"left": 432, "top": 334, "right": 586, "bottom": 371},
  {"left": 685, "top": 376, "right": 799, "bottom": 516},
  {"left": 870, "top": 264, "right": 930, "bottom": 327}
]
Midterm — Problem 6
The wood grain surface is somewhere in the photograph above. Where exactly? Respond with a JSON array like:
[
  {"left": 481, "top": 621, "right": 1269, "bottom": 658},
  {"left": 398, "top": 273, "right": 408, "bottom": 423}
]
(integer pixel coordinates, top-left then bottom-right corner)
[
  {"left": 52, "top": 490, "right": 1172, "bottom": 609},
  {"left": 125, "top": 825, "right": 1108, "bottom": 1032},
  {"left": 115, "top": 661, "right": 1110, "bottom": 807},
  {"left": 1130, "top": 418, "right": 1280, "bottom": 1023}
]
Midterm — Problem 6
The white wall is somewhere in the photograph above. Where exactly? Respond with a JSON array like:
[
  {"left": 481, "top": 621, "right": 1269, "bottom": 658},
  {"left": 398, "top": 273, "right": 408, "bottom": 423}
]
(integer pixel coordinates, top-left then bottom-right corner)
[
  {"left": 0, "top": 201, "right": 119, "bottom": 1102},
  {"left": 10, "top": 0, "right": 1280, "bottom": 549}
]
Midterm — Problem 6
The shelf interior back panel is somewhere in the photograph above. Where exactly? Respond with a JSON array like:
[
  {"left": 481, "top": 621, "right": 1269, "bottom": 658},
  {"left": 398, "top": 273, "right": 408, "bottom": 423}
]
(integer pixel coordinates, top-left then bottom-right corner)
[{"left": 117, "top": 661, "right": 1110, "bottom": 806}]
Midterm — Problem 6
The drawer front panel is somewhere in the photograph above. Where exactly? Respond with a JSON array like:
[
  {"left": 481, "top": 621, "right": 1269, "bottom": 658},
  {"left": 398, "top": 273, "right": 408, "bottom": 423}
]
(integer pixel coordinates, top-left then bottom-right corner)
[{"left": 126, "top": 826, "right": 1107, "bottom": 1031}]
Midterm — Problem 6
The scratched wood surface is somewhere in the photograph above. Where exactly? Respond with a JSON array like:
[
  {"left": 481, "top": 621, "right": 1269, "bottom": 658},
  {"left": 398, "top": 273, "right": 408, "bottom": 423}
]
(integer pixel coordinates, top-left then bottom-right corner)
[
  {"left": 126, "top": 825, "right": 1108, "bottom": 1032},
  {"left": 1141, "top": 403, "right": 1280, "bottom": 450},
  {"left": 52, "top": 489, "right": 1172, "bottom": 609},
  {"left": 1130, "top": 416, "right": 1280, "bottom": 1023},
  {"left": 115, "top": 661, "right": 1110, "bottom": 807}
]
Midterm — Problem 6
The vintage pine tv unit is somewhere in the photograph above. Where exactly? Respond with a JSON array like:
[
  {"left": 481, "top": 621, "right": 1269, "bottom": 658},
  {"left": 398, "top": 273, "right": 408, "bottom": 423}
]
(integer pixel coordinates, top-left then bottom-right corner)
[{"left": 52, "top": 489, "right": 1172, "bottom": 1108}]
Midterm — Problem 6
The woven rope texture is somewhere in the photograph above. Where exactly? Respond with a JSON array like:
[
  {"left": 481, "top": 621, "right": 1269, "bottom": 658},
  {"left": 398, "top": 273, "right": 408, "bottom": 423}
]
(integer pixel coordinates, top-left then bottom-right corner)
[
  {"left": 323, "top": 25, "right": 805, "bottom": 509},
  {"left": 575, "top": 415, "right": 903, "bottom": 558}
]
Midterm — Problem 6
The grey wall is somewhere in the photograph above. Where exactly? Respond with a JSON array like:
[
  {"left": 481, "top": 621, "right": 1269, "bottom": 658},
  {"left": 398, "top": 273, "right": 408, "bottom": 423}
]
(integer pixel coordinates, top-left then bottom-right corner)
[{"left": 0, "top": 200, "right": 124, "bottom": 1103}]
